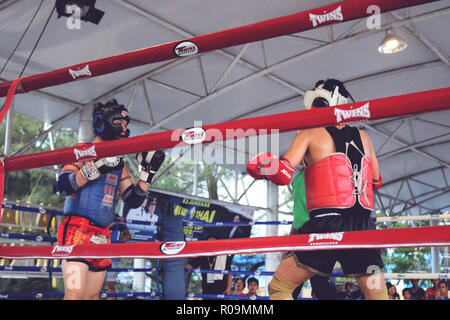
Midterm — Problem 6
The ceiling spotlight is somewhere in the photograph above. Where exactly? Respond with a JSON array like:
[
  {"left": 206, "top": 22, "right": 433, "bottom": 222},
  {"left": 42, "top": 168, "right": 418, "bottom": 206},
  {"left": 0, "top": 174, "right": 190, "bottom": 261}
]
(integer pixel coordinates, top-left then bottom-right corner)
[
  {"left": 55, "top": 0, "right": 105, "bottom": 25},
  {"left": 378, "top": 30, "right": 407, "bottom": 54}
]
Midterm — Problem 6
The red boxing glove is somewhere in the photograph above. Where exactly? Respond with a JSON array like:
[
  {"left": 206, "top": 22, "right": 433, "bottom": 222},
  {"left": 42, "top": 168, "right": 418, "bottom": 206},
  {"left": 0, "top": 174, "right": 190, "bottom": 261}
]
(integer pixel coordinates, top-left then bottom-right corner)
[
  {"left": 267, "top": 157, "right": 295, "bottom": 186},
  {"left": 246, "top": 153, "right": 295, "bottom": 186},
  {"left": 246, "top": 152, "right": 274, "bottom": 180},
  {"left": 373, "top": 175, "right": 382, "bottom": 190}
]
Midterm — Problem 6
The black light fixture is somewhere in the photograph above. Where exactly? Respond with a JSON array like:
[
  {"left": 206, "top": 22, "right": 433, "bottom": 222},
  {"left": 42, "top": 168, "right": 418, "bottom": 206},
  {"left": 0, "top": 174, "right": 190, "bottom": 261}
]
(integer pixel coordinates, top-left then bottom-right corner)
[{"left": 55, "top": 0, "right": 105, "bottom": 25}]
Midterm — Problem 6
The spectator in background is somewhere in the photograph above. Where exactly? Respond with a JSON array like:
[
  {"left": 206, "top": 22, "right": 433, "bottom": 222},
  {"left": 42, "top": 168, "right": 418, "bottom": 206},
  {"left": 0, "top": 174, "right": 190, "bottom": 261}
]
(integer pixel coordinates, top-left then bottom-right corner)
[
  {"left": 402, "top": 288, "right": 412, "bottom": 300},
  {"left": 247, "top": 277, "right": 260, "bottom": 297},
  {"left": 231, "top": 277, "right": 246, "bottom": 296},
  {"left": 435, "top": 280, "right": 449, "bottom": 300},
  {"left": 386, "top": 282, "right": 400, "bottom": 300},
  {"left": 185, "top": 235, "right": 233, "bottom": 299},
  {"left": 340, "top": 282, "right": 360, "bottom": 300},
  {"left": 425, "top": 279, "right": 440, "bottom": 300},
  {"left": 410, "top": 279, "right": 426, "bottom": 300}
]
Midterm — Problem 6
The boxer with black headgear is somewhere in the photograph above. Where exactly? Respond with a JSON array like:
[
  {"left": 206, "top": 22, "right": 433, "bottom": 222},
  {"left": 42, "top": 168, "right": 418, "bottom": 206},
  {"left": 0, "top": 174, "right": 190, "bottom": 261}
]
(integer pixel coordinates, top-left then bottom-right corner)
[
  {"left": 247, "top": 79, "right": 387, "bottom": 300},
  {"left": 53, "top": 98, "right": 165, "bottom": 300},
  {"left": 92, "top": 99, "right": 130, "bottom": 140}
]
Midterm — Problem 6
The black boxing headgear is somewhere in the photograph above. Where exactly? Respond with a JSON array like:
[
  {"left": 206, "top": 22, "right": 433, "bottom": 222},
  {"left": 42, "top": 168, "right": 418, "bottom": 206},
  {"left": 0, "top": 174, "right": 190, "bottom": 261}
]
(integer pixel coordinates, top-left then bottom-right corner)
[
  {"left": 303, "top": 79, "right": 354, "bottom": 109},
  {"left": 92, "top": 99, "right": 130, "bottom": 140}
]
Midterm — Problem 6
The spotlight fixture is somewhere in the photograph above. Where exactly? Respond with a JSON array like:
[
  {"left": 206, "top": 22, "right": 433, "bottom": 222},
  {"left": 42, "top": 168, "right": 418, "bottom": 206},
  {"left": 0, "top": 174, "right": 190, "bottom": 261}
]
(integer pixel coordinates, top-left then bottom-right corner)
[
  {"left": 55, "top": 0, "right": 105, "bottom": 25},
  {"left": 378, "top": 30, "right": 407, "bottom": 54}
]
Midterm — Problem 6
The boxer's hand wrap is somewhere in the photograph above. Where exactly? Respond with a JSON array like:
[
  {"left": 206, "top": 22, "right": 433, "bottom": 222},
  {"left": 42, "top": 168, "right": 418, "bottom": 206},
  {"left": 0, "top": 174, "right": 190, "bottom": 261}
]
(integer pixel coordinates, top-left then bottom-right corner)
[
  {"left": 80, "top": 157, "right": 124, "bottom": 181},
  {"left": 373, "top": 175, "right": 382, "bottom": 190},
  {"left": 246, "top": 153, "right": 295, "bottom": 186},
  {"left": 269, "top": 157, "right": 295, "bottom": 186},
  {"left": 122, "top": 184, "right": 147, "bottom": 208},
  {"left": 136, "top": 150, "right": 165, "bottom": 183}
]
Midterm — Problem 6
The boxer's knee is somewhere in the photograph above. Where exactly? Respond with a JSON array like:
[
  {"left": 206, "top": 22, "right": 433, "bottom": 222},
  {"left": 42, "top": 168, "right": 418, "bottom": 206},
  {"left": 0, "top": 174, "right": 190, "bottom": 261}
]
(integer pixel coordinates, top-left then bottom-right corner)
[
  {"left": 268, "top": 269, "right": 299, "bottom": 300},
  {"left": 364, "top": 288, "right": 389, "bottom": 300}
]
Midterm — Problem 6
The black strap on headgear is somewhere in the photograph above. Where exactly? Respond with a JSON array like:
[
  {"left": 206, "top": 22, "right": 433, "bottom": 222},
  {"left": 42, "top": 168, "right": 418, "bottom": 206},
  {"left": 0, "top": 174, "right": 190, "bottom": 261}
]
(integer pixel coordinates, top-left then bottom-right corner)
[{"left": 315, "top": 79, "right": 354, "bottom": 102}]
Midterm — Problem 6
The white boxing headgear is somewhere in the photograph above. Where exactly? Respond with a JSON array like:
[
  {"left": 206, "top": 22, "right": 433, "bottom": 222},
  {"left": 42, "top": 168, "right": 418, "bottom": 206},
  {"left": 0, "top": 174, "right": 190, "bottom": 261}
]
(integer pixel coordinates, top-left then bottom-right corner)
[{"left": 303, "top": 79, "right": 353, "bottom": 109}]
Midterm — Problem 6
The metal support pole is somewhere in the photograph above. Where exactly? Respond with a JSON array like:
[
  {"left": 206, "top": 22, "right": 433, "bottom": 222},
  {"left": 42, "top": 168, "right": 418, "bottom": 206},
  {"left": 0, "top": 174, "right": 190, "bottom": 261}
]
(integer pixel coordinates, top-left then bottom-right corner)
[
  {"left": 235, "top": 169, "right": 238, "bottom": 202},
  {"left": 193, "top": 162, "right": 199, "bottom": 196},
  {"left": 132, "top": 258, "right": 146, "bottom": 296},
  {"left": 78, "top": 103, "right": 94, "bottom": 143},
  {"left": 431, "top": 217, "right": 440, "bottom": 273}
]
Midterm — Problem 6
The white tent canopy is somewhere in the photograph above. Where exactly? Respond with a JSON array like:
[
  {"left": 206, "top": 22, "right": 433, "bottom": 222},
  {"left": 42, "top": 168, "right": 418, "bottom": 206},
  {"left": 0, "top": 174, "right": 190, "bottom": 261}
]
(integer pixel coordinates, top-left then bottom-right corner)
[{"left": 1, "top": 0, "right": 449, "bottom": 217}]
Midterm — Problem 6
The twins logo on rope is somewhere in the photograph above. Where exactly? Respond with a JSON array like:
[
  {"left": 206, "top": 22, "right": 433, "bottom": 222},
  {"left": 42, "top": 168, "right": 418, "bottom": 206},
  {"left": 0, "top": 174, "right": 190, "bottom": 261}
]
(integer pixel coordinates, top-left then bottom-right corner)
[
  {"left": 308, "top": 232, "right": 344, "bottom": 246},
  {"left": 173, "top": 41, "right": 199, "bottom": 57},
  {"left": 160, "top": 241, "right": 186, "bottom": 255},
  {"left": 68, "top": 64, "right": 92, "bottom": 80},
  {"left": 73, "top": 145, "right": 97, "bottom": 161},
  {"left": 309, "top": 5, "right": 344, "bottom": 28},
  {"left": 51, "top": 245, "right": 75, "bottom": 257},
  {"left": 335, "top": 103, "right": 371, "bottom": 124},
  {"left": 180, "top": 127, "right": 207, "bottom": 144}
]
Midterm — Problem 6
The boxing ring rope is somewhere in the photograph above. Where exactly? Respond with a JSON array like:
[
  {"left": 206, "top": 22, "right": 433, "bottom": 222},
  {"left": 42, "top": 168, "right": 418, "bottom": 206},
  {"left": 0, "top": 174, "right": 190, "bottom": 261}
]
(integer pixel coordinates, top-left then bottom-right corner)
[
  {"left": 3, "top": 87, "right": 450, "bottom": 173},
  {"left": 1, "top": 202, "right": 159, "bottom": 228},
  {"left": 1, "top": 225, "right": 449, "bottom": 260},
  {"left": 0, "top": 291, "right": 160, "bottom": 300},
  {"left": 184, "top": 269, "right": 450, "bottom": 281},
  {"left": 3, "top": 265, "right": 447, "bottom": 281},
  {"left": 0, "top": 0, "right": 449, "bottom": 300},
  {"left": 2, "top": 202, "right": 449, "bottom": 228},
  {"left": 1, "top": 202, "right": 449, "bottom": 252},
  {"left": 0, "top": 85, "right": 448, "bottom": 224},
  {"left": 0, "top": 0, "right": 438, "bottom": 98},
  {"left": 1, "top": 266, "right": 446, "bottom": 300}
]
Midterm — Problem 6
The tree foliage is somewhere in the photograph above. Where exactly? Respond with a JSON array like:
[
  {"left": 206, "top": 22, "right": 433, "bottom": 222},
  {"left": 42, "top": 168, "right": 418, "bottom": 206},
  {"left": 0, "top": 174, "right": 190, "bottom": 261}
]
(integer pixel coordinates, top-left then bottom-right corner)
[
  {"left": 1, "top": 113, "right": 78, "bottom": 206},
  {"left": 152, "top": 155, "right": 234, "bottom": 201}
]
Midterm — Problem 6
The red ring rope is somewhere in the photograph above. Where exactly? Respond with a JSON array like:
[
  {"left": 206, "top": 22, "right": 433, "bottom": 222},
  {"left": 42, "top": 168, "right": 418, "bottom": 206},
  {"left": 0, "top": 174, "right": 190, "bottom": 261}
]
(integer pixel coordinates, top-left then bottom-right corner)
[
  {"left": 1, "top": 225, "right": 449, "bottom": 260},
  {"left": 0, "top": 0, "right": 438, "bottom": 98},
  {"left": 3, "top": 87, "right": 450, "bottom": 172}
]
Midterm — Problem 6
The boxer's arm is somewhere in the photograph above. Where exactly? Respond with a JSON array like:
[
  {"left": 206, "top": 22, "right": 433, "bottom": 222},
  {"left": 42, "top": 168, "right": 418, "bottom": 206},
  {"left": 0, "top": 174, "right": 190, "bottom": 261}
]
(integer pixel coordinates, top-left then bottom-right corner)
[
  {"left": 119, "top": 165, "right": 147, "bottom": 209},
  {"left": 54, "top": 162, "right": 89, "bottom": 195},
  {"left": 281, "top": 130, "right": 311, "bottom": 168},
  {"left": 118, "top": 165, "right": 147, "bottom": 194}
]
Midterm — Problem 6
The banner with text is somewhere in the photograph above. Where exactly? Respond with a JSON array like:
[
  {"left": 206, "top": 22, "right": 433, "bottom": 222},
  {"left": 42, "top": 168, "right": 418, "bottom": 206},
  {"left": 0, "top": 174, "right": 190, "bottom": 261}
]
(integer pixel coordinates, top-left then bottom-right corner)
[{"left": 120, "top": 189, "right": 253, "bottom": 242}]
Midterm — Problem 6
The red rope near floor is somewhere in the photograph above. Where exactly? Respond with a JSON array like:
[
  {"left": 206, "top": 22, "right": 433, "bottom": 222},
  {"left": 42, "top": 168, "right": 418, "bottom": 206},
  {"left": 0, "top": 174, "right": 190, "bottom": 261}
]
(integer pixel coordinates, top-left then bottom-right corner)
[{"left": 1, "top": 225, "right": 449, "bottom": 260}]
